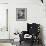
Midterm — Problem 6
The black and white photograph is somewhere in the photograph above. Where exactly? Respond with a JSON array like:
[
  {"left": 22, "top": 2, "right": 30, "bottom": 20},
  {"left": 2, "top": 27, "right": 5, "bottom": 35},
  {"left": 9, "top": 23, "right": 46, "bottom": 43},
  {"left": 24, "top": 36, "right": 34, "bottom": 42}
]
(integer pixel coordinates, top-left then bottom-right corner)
[
  {"left": 0, "top": 0, "right": 46, "bottom": 46},
  {"left": 16, "top": 8, "right": 27, "bottom": 21}
]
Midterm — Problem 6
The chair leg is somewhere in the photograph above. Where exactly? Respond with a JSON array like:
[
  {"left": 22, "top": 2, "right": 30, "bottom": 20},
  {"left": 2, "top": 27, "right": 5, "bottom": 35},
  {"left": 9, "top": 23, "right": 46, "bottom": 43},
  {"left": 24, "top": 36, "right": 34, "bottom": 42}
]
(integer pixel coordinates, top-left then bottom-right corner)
[
  {"left": 30, "top": 42, "right": 34, "bottom": 46},
  {"left": 30, "top": 39, "right": 34, "bottom": 46},
  {"left": 20, "top": 41, "right": 21, "bottom": 45}
]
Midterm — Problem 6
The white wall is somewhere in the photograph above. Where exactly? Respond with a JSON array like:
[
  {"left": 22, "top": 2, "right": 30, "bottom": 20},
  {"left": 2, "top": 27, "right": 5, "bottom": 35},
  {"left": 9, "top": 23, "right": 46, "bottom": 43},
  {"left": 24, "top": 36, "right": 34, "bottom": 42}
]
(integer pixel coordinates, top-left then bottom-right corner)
[
  {"left": 0, "top": 0, "right": 8, "bottom": 3},
  {"left": 0, "top": 0, "right": 46, "bottom": 46},
  {"left": 0, "top": 0, "right": 13, "bottom": 46},
  {"left": 9, "top": 0, "right": 46, "bottom": 46},
  {"left": 0, "top": 4, "right": 9, "bottom": 39}
]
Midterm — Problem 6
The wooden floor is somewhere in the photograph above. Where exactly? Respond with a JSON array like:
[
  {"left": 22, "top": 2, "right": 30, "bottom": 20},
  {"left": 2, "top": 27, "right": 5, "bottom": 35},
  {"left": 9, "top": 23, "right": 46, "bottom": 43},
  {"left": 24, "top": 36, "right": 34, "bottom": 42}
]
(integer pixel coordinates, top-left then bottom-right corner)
[
  {"left": 19, "top": 41, "right": 43, "bottom": 46},
  {"left": 0, "top": 39, "right": 14, "bottom": 43}
]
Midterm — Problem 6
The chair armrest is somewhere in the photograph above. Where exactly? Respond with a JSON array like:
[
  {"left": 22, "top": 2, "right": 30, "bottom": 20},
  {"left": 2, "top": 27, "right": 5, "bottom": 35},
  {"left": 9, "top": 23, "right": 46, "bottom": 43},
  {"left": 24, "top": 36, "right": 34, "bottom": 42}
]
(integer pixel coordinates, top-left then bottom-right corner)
[
  {"left": 22, "top": 31, "right": 28, "bottom": 35},
  {"left": 19, "top": 31, "right": 27, "bottom": 41},
  {"left": 19, "top": 34, "right": 24, "bottom": 41}
]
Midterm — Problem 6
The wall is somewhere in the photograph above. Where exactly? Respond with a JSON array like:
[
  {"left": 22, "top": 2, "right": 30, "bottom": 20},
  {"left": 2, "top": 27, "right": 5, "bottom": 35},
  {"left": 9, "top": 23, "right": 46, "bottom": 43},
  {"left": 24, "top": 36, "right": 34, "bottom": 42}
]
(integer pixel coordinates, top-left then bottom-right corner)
[
  {"left": 0, "top": 0, "right": 46, "bottom": 46},
  {"left": 0, "top": 4, "right": 9, "bottom": 39},
  {"left": 0, "top": 0, "right": 13, "bottom": 46},
  {"left": 0, "top": 0, "right": 8, "bottom": 3},
  {"left": 9, "top": 0, "right": 46, "bottom": 46}
]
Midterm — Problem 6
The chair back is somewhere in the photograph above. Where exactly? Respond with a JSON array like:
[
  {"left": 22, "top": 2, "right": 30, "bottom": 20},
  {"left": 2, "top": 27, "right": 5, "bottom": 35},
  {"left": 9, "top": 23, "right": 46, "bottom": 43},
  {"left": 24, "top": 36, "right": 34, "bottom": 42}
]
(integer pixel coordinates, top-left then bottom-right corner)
[{"left": 27, "top": 23, "right": 40, "bottom": 35}]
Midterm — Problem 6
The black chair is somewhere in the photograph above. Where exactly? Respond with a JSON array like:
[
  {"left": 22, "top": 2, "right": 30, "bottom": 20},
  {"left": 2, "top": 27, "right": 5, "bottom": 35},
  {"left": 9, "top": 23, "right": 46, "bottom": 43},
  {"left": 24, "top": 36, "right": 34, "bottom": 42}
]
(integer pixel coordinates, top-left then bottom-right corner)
[
  {"left": 19, "top": 23, "right": 40, "bottom": 46},
  {"left": 27, "top": 23, "right": 40, "bottom": 43}
]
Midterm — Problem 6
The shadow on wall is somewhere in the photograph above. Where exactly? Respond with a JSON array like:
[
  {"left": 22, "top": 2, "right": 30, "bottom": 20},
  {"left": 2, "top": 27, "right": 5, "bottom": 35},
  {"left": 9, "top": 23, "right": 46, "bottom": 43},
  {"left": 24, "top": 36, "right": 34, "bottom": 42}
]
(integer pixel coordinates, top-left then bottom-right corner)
[{"left": 40, "top": 25, "right": 45, "bottom": 46}]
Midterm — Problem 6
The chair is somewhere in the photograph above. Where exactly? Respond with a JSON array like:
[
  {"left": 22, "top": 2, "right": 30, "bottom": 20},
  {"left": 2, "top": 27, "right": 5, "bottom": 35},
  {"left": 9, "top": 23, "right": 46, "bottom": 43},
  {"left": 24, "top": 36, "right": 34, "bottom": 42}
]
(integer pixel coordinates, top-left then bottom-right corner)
[{"left": 19, "top": 23, "right": 40, "bottom": 46}]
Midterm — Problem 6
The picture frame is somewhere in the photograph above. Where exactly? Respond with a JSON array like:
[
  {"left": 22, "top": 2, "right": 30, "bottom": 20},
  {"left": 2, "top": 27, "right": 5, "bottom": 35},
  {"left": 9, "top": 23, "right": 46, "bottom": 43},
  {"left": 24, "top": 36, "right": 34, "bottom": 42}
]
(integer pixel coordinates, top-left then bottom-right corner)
[{"left": 16, "top": 8, "right": 27, "bottom": 21}]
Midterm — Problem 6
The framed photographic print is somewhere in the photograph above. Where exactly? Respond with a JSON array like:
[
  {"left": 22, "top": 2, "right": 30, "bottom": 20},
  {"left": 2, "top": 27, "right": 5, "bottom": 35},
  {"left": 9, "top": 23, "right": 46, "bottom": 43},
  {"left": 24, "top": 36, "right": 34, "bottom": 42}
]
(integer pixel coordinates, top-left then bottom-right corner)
[{"left": 16, "top": 8, "right": 27, "bottom": 21}]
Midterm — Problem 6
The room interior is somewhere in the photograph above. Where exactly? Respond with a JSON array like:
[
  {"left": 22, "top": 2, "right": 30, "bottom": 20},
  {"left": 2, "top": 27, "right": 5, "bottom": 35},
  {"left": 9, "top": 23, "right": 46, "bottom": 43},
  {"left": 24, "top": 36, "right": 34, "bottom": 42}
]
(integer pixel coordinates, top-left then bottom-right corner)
[{"left": 0, "top": 0, "right": 46, "bottom": 46}]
